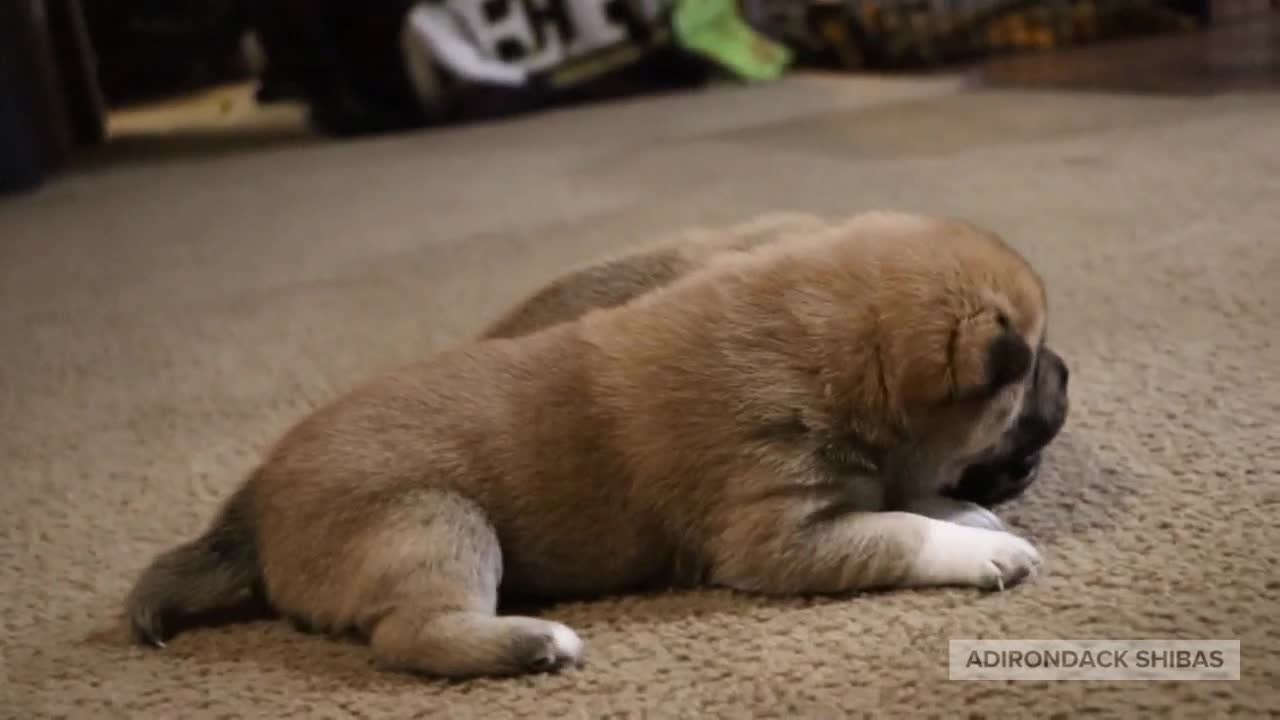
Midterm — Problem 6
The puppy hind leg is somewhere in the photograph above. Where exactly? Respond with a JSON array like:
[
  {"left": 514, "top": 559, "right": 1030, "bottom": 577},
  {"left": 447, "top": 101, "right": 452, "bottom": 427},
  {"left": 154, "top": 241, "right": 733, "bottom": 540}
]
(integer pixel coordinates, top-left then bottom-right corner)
[
  {"left": 352, "top": 491, "right": 584, "bottom": 678},
  {"left": 370, "top": 609, "right": 584, "bottom": 678}
]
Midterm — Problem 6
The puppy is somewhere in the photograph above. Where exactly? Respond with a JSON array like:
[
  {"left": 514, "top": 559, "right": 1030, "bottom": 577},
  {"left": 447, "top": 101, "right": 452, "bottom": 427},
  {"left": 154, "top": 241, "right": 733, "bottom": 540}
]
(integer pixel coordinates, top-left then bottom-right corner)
[
  {"left": 482, "top": 214, "right": 1070, "bottom": 520},
  {"left": 128, "top": 211, "right": 1051, "bottom": 679}
]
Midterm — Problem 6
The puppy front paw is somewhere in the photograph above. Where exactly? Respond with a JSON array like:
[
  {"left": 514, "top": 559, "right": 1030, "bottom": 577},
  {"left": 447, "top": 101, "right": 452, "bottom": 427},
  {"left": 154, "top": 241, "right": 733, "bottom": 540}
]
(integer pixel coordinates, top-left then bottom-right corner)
[{"left": 906, "top": 520, "right": 1043, "bottom": 591}]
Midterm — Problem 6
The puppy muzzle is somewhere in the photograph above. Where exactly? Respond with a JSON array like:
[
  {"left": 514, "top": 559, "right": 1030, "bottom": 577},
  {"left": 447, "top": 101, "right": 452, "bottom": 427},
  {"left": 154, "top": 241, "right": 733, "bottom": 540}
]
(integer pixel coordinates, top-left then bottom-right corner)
[{"left": 945, "top": 348, "right": 1070, "bottom": 508}]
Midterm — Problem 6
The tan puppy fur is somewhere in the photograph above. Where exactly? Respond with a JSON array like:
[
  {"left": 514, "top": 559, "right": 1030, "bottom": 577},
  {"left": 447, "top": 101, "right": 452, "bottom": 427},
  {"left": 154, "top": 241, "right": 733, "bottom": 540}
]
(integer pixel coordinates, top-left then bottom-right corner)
[{"left": 127, "top": 211, "right": 1049, "bottom": 679}]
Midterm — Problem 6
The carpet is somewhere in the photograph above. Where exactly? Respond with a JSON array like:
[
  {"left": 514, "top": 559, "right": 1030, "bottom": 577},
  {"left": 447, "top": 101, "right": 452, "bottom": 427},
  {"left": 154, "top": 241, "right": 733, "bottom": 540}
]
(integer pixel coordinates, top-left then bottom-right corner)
[{"left": 2, "top": 73, "right": 1277, "bottom": 718}]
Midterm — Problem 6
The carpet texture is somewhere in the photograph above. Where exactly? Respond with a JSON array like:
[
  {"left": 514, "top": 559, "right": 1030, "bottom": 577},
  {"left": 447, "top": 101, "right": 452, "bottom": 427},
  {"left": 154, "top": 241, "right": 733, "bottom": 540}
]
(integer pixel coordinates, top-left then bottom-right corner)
[{"left": 2, "top": 74, "right": 1278, "bottom": 718}]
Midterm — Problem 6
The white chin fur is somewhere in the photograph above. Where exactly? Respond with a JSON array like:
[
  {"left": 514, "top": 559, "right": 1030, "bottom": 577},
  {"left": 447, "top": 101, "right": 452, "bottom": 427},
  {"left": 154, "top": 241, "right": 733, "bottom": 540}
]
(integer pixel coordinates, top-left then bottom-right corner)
[{"left": 905, "top": 495, "right": 1008, "bottom": 532}]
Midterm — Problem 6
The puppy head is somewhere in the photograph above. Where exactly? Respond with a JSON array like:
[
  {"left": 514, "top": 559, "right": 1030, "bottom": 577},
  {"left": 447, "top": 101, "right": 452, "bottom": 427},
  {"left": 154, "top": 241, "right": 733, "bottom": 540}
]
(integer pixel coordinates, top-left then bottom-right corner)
[
  {"left": 898, "top": 300, "right": 1042, "bottom": 463},
  {"left": 791, "top": 213, "right": 1050, "bottom": 493},
  {"left": 902, "top": 225, "right": 1048, "bottom": 492}
]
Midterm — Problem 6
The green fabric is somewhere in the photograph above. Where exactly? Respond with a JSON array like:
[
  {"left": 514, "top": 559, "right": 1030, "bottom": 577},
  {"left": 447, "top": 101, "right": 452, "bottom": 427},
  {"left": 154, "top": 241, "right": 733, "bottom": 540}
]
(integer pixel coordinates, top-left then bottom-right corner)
[{"left": 672, "top": 0, "right": 791, "bottom": 81}]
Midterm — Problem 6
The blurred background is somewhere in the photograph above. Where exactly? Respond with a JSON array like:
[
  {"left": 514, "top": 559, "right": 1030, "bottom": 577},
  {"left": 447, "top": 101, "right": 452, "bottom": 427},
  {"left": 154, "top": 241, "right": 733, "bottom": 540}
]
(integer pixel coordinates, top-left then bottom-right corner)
[{"left": 2, "top": 0, "right": 1277, "bottom": 194}]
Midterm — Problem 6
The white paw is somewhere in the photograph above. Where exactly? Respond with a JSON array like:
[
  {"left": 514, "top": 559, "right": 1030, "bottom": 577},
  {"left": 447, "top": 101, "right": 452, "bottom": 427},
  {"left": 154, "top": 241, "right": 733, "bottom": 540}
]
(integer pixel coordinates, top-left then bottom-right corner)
[
  {"left": 512, "top": 619, "right": 584, "bottom": 674},
  {"left": 905, "top": 495, "right": 1009, "bottom": 532},
  {"left": 548, "top": 622, "right": 584, "bottom": 665},
  {"left": 906, "top": 519, "right": 1043, "bottom": 591}
]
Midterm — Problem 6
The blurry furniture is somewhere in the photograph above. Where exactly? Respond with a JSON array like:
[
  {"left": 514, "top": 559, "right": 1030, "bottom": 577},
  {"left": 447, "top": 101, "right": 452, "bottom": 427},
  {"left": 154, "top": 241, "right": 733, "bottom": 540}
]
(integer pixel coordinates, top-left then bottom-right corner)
[{"left": 0, "top": 0, "right": 105, "bottom": 194}]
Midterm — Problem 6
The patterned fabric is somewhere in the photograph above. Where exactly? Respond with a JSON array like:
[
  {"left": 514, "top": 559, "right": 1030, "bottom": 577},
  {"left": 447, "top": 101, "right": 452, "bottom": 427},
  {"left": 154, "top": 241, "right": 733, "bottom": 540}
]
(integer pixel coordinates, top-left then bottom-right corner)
[{"left": 743, "top": 0, "right": 1204, "bottom": 69}]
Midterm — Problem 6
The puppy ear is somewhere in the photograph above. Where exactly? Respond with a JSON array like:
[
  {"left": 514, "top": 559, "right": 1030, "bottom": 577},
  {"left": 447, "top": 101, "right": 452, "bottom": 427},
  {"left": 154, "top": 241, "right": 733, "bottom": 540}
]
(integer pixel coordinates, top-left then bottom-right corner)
[{"left": 950, "top": 308, "right": 1032, "bottom": 401}]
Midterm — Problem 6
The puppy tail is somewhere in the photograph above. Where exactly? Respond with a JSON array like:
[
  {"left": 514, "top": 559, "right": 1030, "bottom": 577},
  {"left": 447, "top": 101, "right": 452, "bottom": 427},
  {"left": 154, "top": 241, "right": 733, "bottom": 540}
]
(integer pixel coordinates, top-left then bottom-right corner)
[{"left": 126, "top": 484, "right": 265, "bottom": 647}]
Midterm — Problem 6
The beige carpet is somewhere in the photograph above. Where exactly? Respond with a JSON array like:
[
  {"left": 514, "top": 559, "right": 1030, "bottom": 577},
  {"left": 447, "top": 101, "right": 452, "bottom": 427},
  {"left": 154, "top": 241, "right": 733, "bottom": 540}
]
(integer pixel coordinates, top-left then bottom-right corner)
[{"left": 2, "top": 73, "right": 1278, "bottom": 718}]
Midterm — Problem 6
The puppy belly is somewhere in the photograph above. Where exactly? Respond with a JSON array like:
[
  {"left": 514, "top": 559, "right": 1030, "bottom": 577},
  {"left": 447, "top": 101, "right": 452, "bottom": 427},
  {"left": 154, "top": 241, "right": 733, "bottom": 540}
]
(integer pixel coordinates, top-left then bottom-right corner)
[{"left": 497, "top": 530, "right": 683, "bottom": 600}]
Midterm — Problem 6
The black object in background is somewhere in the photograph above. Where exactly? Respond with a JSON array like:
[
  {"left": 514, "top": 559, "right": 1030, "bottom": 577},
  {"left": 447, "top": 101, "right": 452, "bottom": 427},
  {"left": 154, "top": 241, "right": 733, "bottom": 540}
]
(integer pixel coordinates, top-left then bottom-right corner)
[
  {"left": 1, "top": 0, "right": 107, "bottom": 196},
  {"left": 80, "top": 0, "right": 252, "bottom": 106},
  {"left": 1, "top": 0, "right": 69, "bottom": 194},
  {"left": 0, "top": 81, "right": 49, "bottom": 195},
  {"left": 47, "top": 0, "right": 108, "bottom": 147}
]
